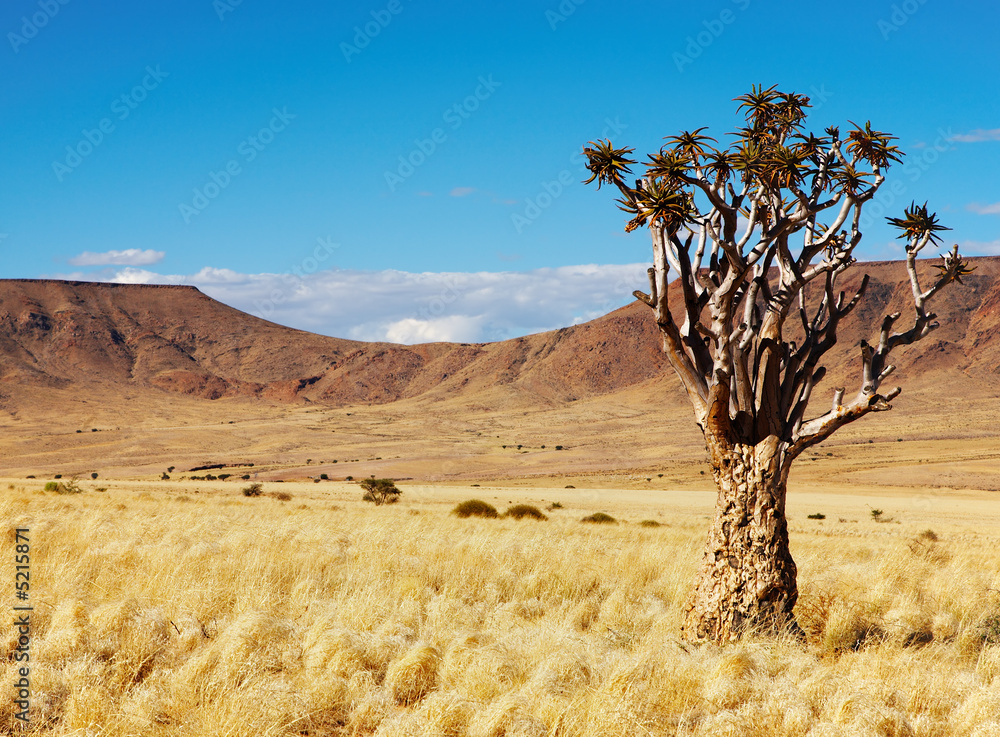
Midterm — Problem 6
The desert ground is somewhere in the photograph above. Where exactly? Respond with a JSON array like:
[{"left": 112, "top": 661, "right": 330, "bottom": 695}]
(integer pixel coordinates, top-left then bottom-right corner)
[
  {"left": 4, "top": 472, "right": 1000, "bottom": 736},
  {"left": 4, "top": 271, "right": 1000, "bottom": 734}
]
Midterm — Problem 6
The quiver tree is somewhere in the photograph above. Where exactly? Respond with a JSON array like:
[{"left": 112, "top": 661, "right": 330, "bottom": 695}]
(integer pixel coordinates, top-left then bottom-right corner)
[{"left": 583, "top": 85, "right": 973, "bottom": 642}]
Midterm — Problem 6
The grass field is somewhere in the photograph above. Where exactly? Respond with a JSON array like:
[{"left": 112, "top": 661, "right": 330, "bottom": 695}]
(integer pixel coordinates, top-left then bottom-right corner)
[{"left": 4, "top": 479, "right": 1000, "bottom": 736}]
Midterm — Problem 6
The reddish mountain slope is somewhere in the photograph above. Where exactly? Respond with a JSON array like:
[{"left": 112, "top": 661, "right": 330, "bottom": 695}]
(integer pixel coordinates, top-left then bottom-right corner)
[{"left": 0, "top": 257, "right": 998, "bottom": 412}]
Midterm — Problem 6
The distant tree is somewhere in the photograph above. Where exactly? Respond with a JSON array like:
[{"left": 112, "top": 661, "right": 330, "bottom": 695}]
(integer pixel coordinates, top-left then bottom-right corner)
[
  {"left": 360, "top": 478, "right": 402, "bottom": 505},
  {"left": 584, "top": 85, "right": 972, "bottom": 642}
]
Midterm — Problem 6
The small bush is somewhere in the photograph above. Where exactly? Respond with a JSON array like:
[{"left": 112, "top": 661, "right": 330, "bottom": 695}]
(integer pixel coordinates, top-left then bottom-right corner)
[
  {"left": 808, "top": 513, "right": 826, "bottom": 520},
  {"left": 45, "top": 477, "right": 83, "bottom": 495},
  {"left": 565, "top": 485, "right": 575, "bottom": 489},
  {"left": 555, "top": 445, "right": 564, "bottom": 450},
  {"left": 581, "top": 512, "right": 616, "bottom": 524},
  {"left": 453, "top": 499, "right": 499, "bottom": 518},
  {"left": 870, "top": 509, "right": 893, "bottom": 523},
  {"left": 271, "top": 491, "right": 293, "bottom": 502},
  {"left": 360, "top": 478, "right": 401, "bottom": 505},
  {"left": 161, "top": 473, "right": 170, "bottom": 480},
  {"left": 90, "top": 472, "right": 98, "bottom": 479},
  {"left": 638, "top": 520, "right": 662, "bottom": 528},
  {"left": 548, "top": 501, "right": 563, "bottom": 510},
  {"left": 218, "top": 473, "right": 231, "bottom": 480},
  {"left": 918, "top": 529, "right": 939, "bottom": 542},
  {"left": 242, "top": 483, "right": 264, "bottom": 497},
  {"left": 503, "top": 504, "right": 547, "bottom": 521},
  {"left": 205, "top": 474, "right": 217, "bottom": 481},
  {"left": 346, "top": 476, "right": 354, "bottom": 481},
  {"left": 313, "top": 478, "right": 321, "bottom": 483},
  {"left": 241, "top": 474, "right": 250, "bottom": 480},
  {"left": 320, "top": 473, "right": 329, "bottom": 480}
]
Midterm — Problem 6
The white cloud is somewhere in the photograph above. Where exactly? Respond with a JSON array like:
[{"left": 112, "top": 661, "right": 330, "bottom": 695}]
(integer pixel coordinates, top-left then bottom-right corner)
[
  {"left": 47, "top": 263, "right": 649, "bottom": 344},
  {"left": 69, "top": 248, "right": 165, "bottom": 266},
  {"left": 449, "top": 186, "right": 476, "bottom": 197},
  {"left": 967, "top": 202, "right": 1000, "bottom": 216},
  {"left": 959, "top": 239, "right": 1000, "bottom": 256},
  {"left": 950, "top": 128, "right": 1000, "bottom": 143},
  {"left": 381, "top": 315, "right": 487, "bottom": 343}
]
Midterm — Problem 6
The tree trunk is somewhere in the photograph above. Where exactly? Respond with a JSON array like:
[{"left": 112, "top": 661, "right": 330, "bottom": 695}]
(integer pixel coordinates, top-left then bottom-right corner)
[{"left": 681, "top": 435, "right": 799, "bottom": 642}]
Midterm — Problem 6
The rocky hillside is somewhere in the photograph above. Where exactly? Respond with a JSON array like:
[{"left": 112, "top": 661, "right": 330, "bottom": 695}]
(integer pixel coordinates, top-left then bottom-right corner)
[{"left": 1, "top": 256, "right": 998, "bottom": 409}]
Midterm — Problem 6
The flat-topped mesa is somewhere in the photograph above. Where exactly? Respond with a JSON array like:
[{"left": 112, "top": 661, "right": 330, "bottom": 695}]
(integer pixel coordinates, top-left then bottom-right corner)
[{"left": 4, "top": 279, "right": 202, "bottom": 291}]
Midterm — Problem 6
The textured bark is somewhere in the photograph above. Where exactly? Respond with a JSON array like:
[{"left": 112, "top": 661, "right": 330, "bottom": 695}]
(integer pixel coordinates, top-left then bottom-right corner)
[{"left": 681, "top": 435, "right": 798, "bottom": 641}]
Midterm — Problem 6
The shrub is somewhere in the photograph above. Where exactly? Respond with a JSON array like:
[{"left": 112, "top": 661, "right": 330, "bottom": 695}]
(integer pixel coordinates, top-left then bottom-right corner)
[
  {"left": 45, "top": 477, "right": 83, "bottom": 494},
  {"left": 161, "top": 473, "right": 170, "bottom": 480},
  {"left": 452, "top": 499, "right": 499, "bottom": 518},
  {"left": 218, "top": 473, "right": 231, "bottom": 480},
  {"left": 205, "top": 474, "right": 217, "bottom": 481},
  {"left": 90, "top": 472, "right": 98, "bottom": 479},
  {"left": 313, "top": 478, "right": 321, "bottom": 483},
  {"left": 271, "top": 491, "right": 293, "bottom": 502},
  {"left": 167, "top": 466, "right": 175, "bottom": 473},
  {"left": 548, "top": 501, "right": 563, "bottom": 510},
  {"left": 581, "top": 512, "right": 616, "bottom": 524},
  {"left": 320, "top": 473, "right": 329, "bottom": 480},
  {"left": 565, "top": 485, "right": 575, "bottom": 489},
  {"left": 242, "top": 483, "right": 264, "bottom": 497},
  {"left": 346, "top": 476, "right": 354, "bottom": 481},
  {"left": 808, "top": 513, "right": 826, "bottom": 520},
  {"left": 241, "top": 474, "right": 250, "bottom": 480},
  {"left": 555, "top": 445, "right": 564, "bottom": 450},
  {"left": 360, "top": 478, "right": 401, "bottom": 505},
  {"left": 503, "top": 504, "right": 547, "bottom": 521},
  {"left": 639, "top": 520, "right": 662, "bottom": 528},
  {"left": 918, "top": 529, "right": 939, "bottom": 542}
]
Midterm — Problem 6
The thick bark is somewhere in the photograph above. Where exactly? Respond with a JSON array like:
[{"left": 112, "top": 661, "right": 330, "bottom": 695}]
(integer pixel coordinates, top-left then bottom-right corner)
[{"left": 681, "top": 435, "right": 799, "bottom": 641}]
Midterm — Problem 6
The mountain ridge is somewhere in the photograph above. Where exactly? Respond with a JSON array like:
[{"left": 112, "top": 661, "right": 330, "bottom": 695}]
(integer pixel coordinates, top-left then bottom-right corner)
[{"left": 2, "top": 257, "right": 999, "bottom": 410}]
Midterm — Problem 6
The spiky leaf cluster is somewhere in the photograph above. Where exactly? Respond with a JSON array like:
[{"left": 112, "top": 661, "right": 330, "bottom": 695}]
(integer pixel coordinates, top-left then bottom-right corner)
[{"left": 582, "top": 84, "right": 904, "bottom": 236}]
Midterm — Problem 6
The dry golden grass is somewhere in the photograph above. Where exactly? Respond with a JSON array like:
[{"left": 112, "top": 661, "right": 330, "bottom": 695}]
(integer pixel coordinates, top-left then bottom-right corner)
[{"left": 4, "top": 483, "right": 1000, "bottom": 736}]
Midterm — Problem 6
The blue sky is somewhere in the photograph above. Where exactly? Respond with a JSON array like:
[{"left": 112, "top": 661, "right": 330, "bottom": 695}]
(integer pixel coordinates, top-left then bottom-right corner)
[{"left": 2, "top": 0, "right": 998, "bottom": 342}]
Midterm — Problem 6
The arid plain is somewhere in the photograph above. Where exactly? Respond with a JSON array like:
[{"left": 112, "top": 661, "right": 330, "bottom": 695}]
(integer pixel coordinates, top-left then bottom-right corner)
[{"left": 3, "top": 259, "right": 1000, "bottom": 735}]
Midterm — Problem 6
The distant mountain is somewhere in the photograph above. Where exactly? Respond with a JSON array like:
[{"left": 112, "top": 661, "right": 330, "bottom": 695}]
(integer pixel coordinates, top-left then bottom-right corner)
[{"left": 1, "top": 257, "right": 998, "bottom": 409}]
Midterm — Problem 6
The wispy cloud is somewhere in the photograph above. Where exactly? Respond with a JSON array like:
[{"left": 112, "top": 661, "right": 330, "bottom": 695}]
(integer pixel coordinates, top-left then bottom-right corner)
[
  {"left": 68, "top": 248, "right": 165, "bottom": 266},
  {"left": 950, "top": 128, "right": 1000, "bottom": 143},
  {"left": 967, "top": 202, "right": 1000, "bottom": 216},
  {"left": 46, "top": 264, "right": 649, "bottom": 345},
  {"left": 449, "top": 186, "right": 476, "bottom": 197},
  {"left": 959, "top": 240, "right": 1000, "bottom": 256}
]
